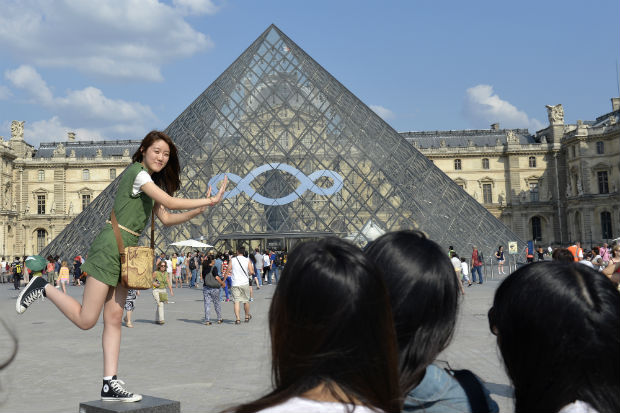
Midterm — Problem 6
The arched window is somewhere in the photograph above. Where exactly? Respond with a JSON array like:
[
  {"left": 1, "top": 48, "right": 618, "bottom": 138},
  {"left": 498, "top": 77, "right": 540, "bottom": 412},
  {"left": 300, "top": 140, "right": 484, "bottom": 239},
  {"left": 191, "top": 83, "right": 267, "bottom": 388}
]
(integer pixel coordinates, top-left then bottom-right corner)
[
  {"left": 36, "top": 229, "right": 47, "bottom": 252},
  {"left": 531, "top": 217, "right": 542, "bottom": 241},
  {"left": 601, "top": 211, "right": 613, "bottom": 239},
  {"left": 482, "top": 158, "right": 489, "bottom": 169},
  {"left": 528, "top": 156, "right": 536, "bottom": 168},
  {"left": 454, "top": 159, "right": 462, "bottom": 170},
  {"left": 82, "top": 169, "right": 90, "bottom": 180}
]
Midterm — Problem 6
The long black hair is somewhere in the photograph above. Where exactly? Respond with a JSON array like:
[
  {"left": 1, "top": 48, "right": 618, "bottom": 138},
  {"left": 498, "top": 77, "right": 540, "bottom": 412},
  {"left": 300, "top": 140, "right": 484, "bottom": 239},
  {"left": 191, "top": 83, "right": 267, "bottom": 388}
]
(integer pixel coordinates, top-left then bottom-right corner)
[
  {"left": 230, "top": 237, "right": 401, "bottom": 413},
  {"left": 489, "top": 262, "right": 620, "bottom": 413},
  {"left": 364, "top": 230, "right": 460, "bottom": 394},
  {"left": 132, "top": 130, "right": 180, "bottom": 195}
]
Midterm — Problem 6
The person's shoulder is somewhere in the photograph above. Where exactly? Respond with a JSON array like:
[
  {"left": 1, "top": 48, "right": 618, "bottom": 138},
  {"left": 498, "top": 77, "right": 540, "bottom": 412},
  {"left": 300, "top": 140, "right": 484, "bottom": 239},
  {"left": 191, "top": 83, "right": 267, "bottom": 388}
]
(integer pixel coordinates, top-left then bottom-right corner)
[{"left": 253, "top": 397, "right": 380, "bottom": 413}]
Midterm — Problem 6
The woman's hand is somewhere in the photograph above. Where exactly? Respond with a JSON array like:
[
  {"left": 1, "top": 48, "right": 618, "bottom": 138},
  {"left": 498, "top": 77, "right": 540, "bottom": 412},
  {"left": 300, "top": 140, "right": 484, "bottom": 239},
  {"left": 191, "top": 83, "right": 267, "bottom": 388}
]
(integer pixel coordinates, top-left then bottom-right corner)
[{"left": 209, "top": 176, "right": 228, "bottom": 205}]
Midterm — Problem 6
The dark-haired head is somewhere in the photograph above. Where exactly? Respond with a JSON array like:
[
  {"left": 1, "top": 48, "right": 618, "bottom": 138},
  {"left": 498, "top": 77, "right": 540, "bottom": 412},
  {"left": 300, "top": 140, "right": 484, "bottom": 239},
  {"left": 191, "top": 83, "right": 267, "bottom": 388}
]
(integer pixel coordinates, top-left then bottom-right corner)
[
  {"left": 552, "top": 248, "right": 574, "bottom": 262},
  {"left": 489, "top": 262, "right": 620, "bottom": 413},
  {"left": 232, "top": 238, "right": 400, "bottom": 413},
  {"left": 132, "top": 130, "right": 180, "bottom": 195},
  {"left": 364, "top": 230, "right": 460, "bottom": 394}
]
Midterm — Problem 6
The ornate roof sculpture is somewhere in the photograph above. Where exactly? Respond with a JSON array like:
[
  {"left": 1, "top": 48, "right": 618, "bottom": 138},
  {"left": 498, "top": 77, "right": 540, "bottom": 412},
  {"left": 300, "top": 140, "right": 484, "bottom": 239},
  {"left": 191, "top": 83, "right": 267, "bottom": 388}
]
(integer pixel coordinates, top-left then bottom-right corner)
[{"left": 42, "top": 24, "right": 524, "bottom": 260}]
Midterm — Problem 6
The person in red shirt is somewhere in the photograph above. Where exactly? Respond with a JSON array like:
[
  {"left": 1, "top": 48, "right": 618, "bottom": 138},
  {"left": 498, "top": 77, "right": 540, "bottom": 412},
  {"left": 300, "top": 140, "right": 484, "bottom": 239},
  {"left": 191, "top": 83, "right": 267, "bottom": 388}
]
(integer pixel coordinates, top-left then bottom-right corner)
[{"left": 471, "top": 246, "right": 484, "bottom": 284}]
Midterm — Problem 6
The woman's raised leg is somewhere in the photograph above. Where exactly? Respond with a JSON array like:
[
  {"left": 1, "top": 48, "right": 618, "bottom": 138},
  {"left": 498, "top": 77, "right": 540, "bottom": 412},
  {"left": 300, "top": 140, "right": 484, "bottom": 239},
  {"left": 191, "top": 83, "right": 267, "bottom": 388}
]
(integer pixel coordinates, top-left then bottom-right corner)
[{"left": 43, "top": 275, "right": 110, "bottom": 330}]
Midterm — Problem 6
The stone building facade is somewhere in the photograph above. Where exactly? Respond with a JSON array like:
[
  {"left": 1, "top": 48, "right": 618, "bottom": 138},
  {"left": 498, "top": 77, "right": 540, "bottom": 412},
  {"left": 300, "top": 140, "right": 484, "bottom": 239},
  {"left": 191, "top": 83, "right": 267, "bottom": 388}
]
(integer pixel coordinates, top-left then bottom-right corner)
[
  {"left": 402, "top": 98, "right": 620, "bottom": 247},
  {"left": 1, "top": 99, "right": 618, "bottom": 257}
]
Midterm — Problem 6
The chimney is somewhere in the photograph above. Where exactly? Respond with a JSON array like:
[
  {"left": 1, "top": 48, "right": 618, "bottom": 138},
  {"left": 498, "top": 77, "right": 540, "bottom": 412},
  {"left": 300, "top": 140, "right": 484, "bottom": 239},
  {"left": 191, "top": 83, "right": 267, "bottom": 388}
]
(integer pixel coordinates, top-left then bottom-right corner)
[
  {"left": 612, "top": 98, "right": 620, "bottom": 112},
  {"left": 490, "top": 123, "right": 499, "bottom": 131}
]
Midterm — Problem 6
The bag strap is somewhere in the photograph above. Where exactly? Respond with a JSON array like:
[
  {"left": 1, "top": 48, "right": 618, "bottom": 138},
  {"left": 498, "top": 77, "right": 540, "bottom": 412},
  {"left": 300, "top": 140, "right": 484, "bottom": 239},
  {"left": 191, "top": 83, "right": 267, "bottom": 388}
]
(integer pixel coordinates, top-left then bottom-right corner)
[
  {"left": 235, "top": 256, "right": 248, "bottom": 277},
  {"left": 110, "top": 209, "right": 155, "bottom": 255},
  {"left": 449, "top": 369, "right": 490, "bottom": 413}
]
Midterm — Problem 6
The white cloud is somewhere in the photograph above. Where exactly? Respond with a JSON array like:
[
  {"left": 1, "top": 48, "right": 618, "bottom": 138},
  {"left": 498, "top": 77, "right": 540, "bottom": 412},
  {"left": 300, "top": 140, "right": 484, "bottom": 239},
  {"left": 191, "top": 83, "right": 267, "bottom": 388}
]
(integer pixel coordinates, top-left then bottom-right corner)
[
  {"left": 463, "top": 85, "right": 544, "bottom": 131},
  {"left": 5, "top": 65, "right": 53, "bottom": 104},
  {"left": 0, "top": 0, "right": 215, "bottom": 81},
  {"left": 5, "top": 66, "right": 157, "bottom": 143},
  {"left": 369, "top": 105, "right": 396, "bottom": 121},
  {"left": 173, "top": 0, "right": 221, "bottom": 15}
]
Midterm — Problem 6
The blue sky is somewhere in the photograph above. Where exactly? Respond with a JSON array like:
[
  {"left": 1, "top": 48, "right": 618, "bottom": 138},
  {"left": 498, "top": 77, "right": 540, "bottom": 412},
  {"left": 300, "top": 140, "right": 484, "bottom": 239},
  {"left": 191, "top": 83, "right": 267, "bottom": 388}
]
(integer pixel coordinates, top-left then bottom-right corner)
[{"left": 1, "top": 0, "right": 618, "bottom": 146}]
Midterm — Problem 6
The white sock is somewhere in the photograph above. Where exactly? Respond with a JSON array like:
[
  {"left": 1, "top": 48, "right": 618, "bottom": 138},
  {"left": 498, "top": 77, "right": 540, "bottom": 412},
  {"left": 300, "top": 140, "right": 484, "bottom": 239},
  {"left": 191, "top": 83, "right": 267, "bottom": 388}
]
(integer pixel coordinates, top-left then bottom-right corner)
[{"left": 103, "top": 376, "right": 113, "bottom": 381}]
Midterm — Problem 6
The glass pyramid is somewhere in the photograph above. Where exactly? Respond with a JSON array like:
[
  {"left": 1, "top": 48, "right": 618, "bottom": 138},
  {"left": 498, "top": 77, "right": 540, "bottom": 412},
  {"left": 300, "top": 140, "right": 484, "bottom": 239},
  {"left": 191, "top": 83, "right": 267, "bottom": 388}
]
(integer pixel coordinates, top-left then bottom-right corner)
[{"left": 42, "top": 25, "right": 524, "bottom": 259}]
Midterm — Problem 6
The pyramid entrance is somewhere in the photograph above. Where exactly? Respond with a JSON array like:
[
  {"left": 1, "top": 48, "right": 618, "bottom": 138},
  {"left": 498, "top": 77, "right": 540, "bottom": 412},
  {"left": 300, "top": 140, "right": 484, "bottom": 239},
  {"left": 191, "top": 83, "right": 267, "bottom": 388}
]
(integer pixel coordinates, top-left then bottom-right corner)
[{"left": 43, "top": 25, "right": 524, "bottom": 259}]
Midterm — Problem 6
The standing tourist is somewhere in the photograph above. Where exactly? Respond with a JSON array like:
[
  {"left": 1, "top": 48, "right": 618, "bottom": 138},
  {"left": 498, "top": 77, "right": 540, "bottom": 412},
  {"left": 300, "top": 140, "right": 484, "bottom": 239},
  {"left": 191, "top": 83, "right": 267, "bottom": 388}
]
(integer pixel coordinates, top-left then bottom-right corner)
[
  {"left": 495, "top": 246, "right": 506, "bottom": 275},
  {"left": 202, "top": 256, "right": 224, "bottom": 325},
  {"left": 12, "top": 256, "right": 22, "bottom": 290},
  {"left": 471, "top": 246, "right": 484, "bottom": 284},
  {"left": 188, "top": 252, "right": 198, "bottom": 288},
  {"left": 73, "top": 256, "right": 83, "bottom": 286},
  {"left": 46, "top": 256, "right": 56, "bottom": 286},
  {"left": 254, "top": 248, "right": 263, "bottom": 284},
  {"left": 229, "top": 247, "right": 254, "bottom": 324},
  {"left": 16, "top": 131, "right": 228, "bottom": 402},
  {"left": 58, "top": 261, "right": 70, "bottom": 294},
  {"left": 152, "top": 261, "right": 173, "bottom": 325},
  {"left": 263, "top": 250, "right": 271, "bottom": 284},
  {"left": 123, "top": 289, "right": 139, "bottom": 328}
]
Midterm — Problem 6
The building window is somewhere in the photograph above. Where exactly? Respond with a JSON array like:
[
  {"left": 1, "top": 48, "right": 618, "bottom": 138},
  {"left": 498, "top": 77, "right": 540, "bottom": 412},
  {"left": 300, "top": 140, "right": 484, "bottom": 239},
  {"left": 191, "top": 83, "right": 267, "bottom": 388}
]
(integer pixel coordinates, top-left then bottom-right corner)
[
  {"left": 601, "top": 211, "right": 613, "bottom": 239},
  {"left": 82, "top": 194, "right": 91, "bottom": 211},
  {"left": 598, "top": 171, "right": 609, "bottom": 194},
  {"left": 38, "top": 170, "right": 45, "bottom": 181},
  {"left": 596, "top": 141, "right": 604, "bottom": 154},
  {"left": 482, "top": 183, "right": 492, "bottom": 204},
  {"left": 482, "top": 158, "right": 489, "bottom": 169},
  {"left": 457, "top": 184, "right": 465, "bottom": 190},
  {"left": 454, "top": 159, "right": 462, "bottom": 170},
  {"left": 528, "top": 156, "right": 536, "bottom": 168},
  {"left": 37, "top": 229, "right": 46, "bottom": 252},
  {"left": 37, "top": 195, "right": 45, "bottom": 215},
  {"left": 529, "top": 182, "right": 539, "bottom": 202},
  {"left": 572, "top": 146, "right": 576, "bottom": 158},
  {"left": 532, "top": 217, "right": 542, "bottom": 241},
  {"left": 83, "top": 169, "right": 90, "bottom": 180},
  {"left": 110, "top": 169, "right": 116, "bottom": 180}
]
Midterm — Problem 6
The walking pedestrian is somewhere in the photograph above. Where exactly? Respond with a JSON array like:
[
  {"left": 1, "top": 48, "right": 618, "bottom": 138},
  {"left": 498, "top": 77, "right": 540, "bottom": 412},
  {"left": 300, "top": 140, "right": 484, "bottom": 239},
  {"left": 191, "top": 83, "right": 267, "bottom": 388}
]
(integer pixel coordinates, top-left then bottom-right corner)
[
  {"left": 202, "top": 256, "right": 224, "bottom": 325},
  {"left": 123, "top": 289, "right": 139, "bottom": 328},
  {"left": 471, "top": 246, "right": 484, "bottom": 284},
  {"left": 230, "top": 247, "right": 254, "bottom": 324}
]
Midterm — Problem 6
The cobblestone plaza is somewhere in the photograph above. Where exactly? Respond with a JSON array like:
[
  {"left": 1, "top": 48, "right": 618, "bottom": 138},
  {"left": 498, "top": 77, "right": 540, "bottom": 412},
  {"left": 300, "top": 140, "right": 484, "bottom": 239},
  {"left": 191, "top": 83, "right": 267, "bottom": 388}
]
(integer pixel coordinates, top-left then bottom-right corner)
[{"left": 0, "top": 278, "right": 514, "bottom": 412}]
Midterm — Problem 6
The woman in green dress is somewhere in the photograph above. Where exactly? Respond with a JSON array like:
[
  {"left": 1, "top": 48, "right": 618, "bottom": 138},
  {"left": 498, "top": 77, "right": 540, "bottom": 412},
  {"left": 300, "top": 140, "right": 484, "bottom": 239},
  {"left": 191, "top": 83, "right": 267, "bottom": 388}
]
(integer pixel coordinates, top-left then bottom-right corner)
[{"left": 16, "top": 131, "right": 228, "bottom": 402}]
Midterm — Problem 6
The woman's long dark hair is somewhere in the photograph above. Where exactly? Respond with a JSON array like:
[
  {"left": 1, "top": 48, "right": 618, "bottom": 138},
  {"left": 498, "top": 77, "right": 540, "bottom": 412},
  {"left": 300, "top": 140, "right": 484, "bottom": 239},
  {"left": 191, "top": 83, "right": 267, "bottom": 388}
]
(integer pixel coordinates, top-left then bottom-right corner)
[
  {"left": 489, "top": 262, "right": 620, "bottom": 413},
  {"left": 230, "top": 238, "right": 401, "bottom": 413},
  {"left": 364, "top": 230, "right": 460, "bottom": 394},
  {"left": 132, "top": 130, "right": 180, "bottom": 195}
]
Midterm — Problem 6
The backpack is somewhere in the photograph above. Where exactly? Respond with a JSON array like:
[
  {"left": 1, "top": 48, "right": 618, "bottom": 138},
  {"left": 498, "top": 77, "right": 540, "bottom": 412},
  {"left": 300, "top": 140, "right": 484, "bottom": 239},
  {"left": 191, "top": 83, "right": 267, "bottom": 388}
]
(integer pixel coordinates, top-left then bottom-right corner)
[
  {"left": 15, "top": 263, "right": 22, "bottom": 274},
  {"left": 189, "top": 257, "right": 196, "bottom": 270},
  {"left": 478, "top": 251, "right": 484, "bottom": 261}
]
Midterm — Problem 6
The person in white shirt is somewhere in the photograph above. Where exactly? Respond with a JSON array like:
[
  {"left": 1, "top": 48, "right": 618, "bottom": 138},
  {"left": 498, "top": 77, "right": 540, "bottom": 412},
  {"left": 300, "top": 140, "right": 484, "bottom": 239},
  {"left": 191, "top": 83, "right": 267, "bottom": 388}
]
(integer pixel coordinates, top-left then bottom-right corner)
[
  {"left": 230, "top": 247, "right": 254, "bottom": 324},
  {"left": 228, "top": 238, "right": 400, "bottom": 413}
]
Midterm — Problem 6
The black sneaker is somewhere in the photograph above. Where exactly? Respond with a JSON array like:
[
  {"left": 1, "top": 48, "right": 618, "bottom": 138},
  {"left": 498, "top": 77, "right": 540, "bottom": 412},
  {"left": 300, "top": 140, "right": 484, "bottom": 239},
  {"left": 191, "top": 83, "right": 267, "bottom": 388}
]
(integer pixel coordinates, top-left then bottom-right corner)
[
  {"left": 101, "top": 376, "right": 142, "bottom": 402},
  {"left": 16, "top": 276, "right": 47, "bottom": 314}
]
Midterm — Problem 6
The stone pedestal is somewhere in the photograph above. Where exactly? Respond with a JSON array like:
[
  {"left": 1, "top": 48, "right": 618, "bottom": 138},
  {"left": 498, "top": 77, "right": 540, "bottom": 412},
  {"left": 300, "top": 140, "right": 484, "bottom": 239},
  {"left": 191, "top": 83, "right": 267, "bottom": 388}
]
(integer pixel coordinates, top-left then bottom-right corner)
[{"left": 79, "top": 396, "right": 180, "bottom": 413}]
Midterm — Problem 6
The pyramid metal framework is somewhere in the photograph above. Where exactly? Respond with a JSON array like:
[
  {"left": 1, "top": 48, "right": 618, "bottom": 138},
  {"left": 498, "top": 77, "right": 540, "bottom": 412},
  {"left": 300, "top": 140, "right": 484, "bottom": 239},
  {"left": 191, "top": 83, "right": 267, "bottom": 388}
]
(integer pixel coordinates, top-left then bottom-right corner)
[{"left": 42, "top": 25, "right": 524, "bottom": 259}]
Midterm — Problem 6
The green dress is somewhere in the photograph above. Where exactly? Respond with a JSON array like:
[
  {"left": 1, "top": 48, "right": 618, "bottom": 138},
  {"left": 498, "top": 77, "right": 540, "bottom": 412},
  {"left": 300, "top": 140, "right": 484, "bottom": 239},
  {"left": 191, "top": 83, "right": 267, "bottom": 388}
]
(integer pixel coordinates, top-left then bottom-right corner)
[{"left": 82, "top": 162, "right": 154, "bottom": 287}]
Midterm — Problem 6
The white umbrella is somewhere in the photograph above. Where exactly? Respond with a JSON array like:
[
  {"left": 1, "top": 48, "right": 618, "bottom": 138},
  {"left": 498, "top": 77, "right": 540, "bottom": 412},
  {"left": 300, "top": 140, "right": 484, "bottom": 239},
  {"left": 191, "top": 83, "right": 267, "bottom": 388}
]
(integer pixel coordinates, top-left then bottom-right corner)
[{"left": 170, "top": 239, "right": 213, "bottom": 248}]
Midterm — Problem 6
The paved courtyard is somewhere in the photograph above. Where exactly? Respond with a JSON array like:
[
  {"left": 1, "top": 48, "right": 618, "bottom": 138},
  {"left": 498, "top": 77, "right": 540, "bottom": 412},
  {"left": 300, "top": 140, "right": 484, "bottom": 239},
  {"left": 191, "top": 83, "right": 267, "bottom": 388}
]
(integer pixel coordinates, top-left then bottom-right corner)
[{"left": 0, "top": 274, "right": 513, "bottom": 412}]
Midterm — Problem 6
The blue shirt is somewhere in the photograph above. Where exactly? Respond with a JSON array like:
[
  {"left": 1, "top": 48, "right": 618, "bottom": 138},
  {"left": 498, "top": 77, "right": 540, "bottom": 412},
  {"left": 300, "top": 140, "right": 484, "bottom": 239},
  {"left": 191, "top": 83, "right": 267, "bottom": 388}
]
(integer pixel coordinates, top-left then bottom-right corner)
[
  {"left": 403, "top": 364, "right": 499, "bottom": 413},
  {"left": 214, "top": 258, "right": 223, "bottom": 275}
]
